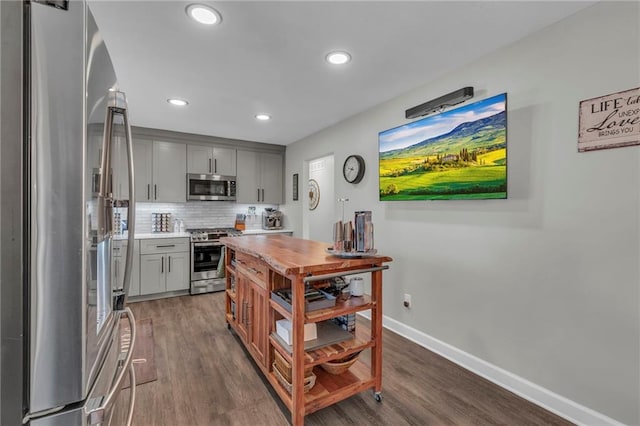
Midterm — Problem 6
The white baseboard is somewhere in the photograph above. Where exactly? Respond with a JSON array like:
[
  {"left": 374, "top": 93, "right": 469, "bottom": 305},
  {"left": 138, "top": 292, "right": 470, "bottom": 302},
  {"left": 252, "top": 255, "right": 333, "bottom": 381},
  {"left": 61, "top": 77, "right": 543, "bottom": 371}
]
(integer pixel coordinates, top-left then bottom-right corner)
[{"left": 358, "top": 312, "right": 623, "bottom": 426}]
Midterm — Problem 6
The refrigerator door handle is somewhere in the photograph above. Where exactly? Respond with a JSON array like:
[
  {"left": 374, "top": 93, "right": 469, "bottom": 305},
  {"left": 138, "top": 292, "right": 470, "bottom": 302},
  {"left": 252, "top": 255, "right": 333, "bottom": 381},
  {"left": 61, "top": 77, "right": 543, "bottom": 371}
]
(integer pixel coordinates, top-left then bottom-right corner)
[
  {"left": 107, "top": 363, "right": 136, "bottom": 426},
  {"left": 125, "top": 363, "right": 136, "bottom": 426},
  {"left": 120, "top": 92, "right": 136, "bottom": 310},
  {"left": 87, "top": 308, "right": 137, "bottom": 425},
  {"left": 107, "top": 91, "right": 136, "bottom": 311},
  {"left": 97, "top": 99, "right": 115, "bottom": 243}
]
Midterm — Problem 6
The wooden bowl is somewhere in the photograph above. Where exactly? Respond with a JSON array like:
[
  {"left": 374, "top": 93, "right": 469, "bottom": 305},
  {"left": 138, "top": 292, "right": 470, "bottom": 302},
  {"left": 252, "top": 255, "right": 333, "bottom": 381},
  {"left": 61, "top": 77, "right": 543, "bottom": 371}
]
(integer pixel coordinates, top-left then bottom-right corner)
[{"left": 320, "top": 352, "right": 360, "bottom": 375}]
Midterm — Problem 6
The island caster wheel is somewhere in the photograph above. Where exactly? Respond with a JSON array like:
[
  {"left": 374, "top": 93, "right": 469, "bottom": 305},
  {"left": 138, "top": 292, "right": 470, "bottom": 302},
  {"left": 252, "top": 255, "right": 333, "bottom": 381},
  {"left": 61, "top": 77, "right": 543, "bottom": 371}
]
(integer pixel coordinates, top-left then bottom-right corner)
[
  {"left": 226, "top": 322, "right": 231, "bottom": 330},
  {"left": 374, "top": 392, "right": 383, "bottom": 402}
]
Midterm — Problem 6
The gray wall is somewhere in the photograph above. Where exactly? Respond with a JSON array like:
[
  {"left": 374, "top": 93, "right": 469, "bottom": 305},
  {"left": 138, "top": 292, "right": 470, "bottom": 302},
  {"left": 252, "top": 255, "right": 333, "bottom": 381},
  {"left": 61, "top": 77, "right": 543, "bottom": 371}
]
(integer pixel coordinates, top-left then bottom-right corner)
[{"left": 282, "top": 2, "right": 639, "bottom": 424}]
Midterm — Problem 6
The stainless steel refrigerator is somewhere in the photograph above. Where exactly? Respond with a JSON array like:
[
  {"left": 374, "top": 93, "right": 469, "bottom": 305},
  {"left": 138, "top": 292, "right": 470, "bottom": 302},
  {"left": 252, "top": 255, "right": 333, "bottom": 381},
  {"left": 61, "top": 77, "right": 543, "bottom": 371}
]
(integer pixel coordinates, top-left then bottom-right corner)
[{"left": 1, "top": 0, "right": 137, "bottom": 424}]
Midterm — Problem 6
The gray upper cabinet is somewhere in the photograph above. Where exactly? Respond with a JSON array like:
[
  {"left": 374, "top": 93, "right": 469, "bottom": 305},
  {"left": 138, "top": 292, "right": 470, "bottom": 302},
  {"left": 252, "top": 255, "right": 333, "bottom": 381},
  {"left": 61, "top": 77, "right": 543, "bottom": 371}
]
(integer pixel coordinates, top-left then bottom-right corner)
[
  {"left": 133, "top": 139, "right": 186, "bottom": 202},
  {"left": 187, "top": 144, "right": 236, "bottom": 176},
  {"left": 154, "top": 141, "right": 186, "bottom": 202},
  {"left": 236, "top": 150, "right": 283, "bottom": 204},
  {"left": 111, "top": 138, "right": 130, "bottom": 202},
  {"left": 133, "top": 139, "right": 153, "bottom": 202},
  {"left": 260, "top": 153, "right": 283, "bottom": 204}
]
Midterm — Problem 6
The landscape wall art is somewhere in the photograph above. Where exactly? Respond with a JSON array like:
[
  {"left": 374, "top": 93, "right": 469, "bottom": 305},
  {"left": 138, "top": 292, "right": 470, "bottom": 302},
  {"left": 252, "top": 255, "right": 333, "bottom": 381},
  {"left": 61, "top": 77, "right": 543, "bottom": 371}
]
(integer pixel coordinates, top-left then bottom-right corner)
[{"left": 379, "top": 93, "right": 507, "bottom": 200}]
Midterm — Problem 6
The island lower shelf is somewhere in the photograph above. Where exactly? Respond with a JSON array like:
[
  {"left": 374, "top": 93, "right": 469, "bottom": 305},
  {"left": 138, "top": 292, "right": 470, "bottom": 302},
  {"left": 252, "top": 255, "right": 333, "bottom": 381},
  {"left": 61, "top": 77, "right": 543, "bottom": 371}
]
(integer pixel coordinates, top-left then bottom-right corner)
[
  {"left": 270, "top": 327, "right": 373, "bottom": 366},
  {"left": 266, "top": 358, "right": 375, "bottom": 416}
]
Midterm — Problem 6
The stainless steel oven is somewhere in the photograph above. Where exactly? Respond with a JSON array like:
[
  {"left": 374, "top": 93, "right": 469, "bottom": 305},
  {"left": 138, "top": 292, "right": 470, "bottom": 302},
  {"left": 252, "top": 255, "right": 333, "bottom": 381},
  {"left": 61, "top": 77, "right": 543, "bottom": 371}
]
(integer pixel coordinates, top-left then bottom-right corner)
[
  {"left": 192, "top": 241, "right": 224, "bottom": 280},
  {"left": 189, "top": 228, "right": 241, "bottom": 294}
]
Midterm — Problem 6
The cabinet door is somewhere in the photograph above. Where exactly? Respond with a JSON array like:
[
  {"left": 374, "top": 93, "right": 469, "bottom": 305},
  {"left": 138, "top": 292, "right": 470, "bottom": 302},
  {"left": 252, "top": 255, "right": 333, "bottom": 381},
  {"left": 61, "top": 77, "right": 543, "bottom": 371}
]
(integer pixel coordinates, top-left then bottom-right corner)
[
  {"left": 129, "top": 240, "right": 141, "bottom": 297},
  {"left": 166, "top": 251, "right": 189, "bottom": 292},
  {"left": 236, "top": 150, "right": 260, "bottom": 203},
  {"left": 260, "top": 152, "right": 283, "bottom": 204},
  {"left": 235, "top": 272, "right": 249, "bottom": 342},
  {"left": 153, "top": 141, "right": 187, "bottom": 202},
  {"left": 133, "top": 140, "right": 153, "bottom": 202},
  {"left": 112, "top": 239, "right": 139, "bottom": 297},
  {"left": 111, "top": 131, "right": 132, "bottom": 202},
  {"left": 248, "top": 282, "right": 268, "bottom": 368},
  {"left": 140, "top": 253, "right": 165, "bottom": 295},
  {"left": 212, "top": 147, "right": 236, "bottom": 176},
  {"left": 187, "top": 144, "right": 213, "bottom": 174}
]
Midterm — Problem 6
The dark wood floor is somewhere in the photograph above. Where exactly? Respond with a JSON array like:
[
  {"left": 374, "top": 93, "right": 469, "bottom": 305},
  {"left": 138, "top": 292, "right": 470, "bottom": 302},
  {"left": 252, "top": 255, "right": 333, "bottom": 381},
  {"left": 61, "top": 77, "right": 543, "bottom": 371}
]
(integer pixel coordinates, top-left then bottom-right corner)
[{"left": 112, "top": 293, "right": 573, "bottom": 426}]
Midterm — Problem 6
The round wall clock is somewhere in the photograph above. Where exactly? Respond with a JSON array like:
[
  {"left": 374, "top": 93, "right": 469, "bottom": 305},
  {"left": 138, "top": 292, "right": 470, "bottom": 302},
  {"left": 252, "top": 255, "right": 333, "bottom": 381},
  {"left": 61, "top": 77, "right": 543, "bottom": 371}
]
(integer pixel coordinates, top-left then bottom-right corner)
[
  {"left": 343, "top": 155, "right": 365, "bottom": 184},
  {"left": 308, "top": 179, "right": 320, "bottom": 210}
]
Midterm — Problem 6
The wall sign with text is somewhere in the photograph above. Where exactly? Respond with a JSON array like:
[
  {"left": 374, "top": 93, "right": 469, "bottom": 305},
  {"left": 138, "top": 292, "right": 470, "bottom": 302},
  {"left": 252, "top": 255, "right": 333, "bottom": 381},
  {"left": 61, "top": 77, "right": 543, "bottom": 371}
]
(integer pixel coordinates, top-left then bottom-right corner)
[{"left": 578, "top": 87, "right": 640, "bottom": 152}]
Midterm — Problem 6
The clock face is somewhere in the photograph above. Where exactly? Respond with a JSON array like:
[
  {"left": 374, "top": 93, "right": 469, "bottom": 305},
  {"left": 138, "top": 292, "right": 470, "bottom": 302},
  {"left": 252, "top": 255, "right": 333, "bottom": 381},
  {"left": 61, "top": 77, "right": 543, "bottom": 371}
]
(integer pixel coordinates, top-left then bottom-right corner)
[
  {"left": 343, "top": 155, "right": 365, "bottom": 184},
  {"left": 308, "top": 179, "right": 320, "bottom": 210}
]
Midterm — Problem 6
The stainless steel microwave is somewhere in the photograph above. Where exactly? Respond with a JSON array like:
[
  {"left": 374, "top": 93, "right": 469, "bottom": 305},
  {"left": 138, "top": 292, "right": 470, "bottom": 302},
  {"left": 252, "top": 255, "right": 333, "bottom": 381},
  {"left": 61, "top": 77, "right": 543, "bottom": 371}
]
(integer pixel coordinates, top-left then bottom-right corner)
[{"left": 187, "top": 174, "right": 236, "bottom": 201}]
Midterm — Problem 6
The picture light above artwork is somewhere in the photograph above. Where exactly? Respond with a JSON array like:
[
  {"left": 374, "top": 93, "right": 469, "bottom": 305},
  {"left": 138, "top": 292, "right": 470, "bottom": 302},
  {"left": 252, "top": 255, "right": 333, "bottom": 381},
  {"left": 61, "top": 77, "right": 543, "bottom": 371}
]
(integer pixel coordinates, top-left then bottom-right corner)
[{"left": 405, "top": 87, "right": 475, "bottom": 119}]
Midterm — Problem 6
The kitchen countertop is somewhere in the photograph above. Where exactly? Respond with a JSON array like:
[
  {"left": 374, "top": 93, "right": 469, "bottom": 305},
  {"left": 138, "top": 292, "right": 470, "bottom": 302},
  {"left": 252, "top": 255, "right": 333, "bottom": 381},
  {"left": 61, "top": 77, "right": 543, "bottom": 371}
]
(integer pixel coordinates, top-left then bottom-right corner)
[
  {"left": 135, "top": 232, "right": 190, "bottom": 239},
  {"left": 113, "top": 229, "right": 293, "bottom": 240},
  {"left": 114, "top": 232, "right": 190, "bottom": 240},
  {"left": 220, "top": 234, "right": 391, "bottom": 276},
  {"left": 241, "top": 228, "right": 293, "bottom": 235}
]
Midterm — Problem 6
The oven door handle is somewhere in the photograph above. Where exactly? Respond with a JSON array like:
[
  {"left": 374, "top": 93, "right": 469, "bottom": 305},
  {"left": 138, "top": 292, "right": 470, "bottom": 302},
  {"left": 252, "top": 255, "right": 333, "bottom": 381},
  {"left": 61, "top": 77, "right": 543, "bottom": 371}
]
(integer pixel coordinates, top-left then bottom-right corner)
[{"left": 193, "top": 242, "right": 224, "bottom": 247}]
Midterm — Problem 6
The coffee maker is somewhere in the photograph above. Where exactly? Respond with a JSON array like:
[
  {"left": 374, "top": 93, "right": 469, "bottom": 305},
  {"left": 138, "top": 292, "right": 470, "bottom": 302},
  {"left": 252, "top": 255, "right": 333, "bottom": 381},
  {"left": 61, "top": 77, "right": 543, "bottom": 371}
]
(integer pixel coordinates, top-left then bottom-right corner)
[{"left": 262, "top": 208, "right": 283, "bottom": 229}]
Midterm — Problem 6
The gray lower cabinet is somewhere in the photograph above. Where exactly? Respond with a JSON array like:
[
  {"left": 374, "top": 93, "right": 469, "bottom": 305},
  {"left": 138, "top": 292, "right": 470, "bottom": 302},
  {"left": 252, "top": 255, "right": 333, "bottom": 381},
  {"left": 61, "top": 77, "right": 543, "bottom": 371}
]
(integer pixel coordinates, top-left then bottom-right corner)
[
  {"left": 113, "top": 239, "right": 140, "bottom": 297},
  {"left": 139, "top": 238, "right": 190, "bottom": 295},
  {"left": 165, "top": 251, "right": 189, "bottom": 291}
]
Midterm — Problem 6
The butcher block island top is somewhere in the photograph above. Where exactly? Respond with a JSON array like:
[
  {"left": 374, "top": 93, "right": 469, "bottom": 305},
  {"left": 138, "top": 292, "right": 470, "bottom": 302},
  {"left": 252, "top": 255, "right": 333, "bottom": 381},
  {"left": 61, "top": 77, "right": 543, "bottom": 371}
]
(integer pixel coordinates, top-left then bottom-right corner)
[
  {"left": 219, "top": 234, "right": 392, "bottom": 275},
  {"left": 220, "top": 234, "right": 392, "bottom": 426}
]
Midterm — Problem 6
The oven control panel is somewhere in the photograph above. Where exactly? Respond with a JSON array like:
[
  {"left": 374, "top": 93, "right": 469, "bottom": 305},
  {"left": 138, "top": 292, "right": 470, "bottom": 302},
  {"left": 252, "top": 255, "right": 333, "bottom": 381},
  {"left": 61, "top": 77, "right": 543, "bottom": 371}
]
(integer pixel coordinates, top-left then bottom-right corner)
[{"left": 189, "top": 228, "right": 242, "bottom": 242}]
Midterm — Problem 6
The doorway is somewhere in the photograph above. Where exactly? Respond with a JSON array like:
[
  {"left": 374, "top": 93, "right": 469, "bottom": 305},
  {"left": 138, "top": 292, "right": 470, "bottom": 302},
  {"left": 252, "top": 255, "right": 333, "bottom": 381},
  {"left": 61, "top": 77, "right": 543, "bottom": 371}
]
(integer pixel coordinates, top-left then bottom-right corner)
[{"left": 303, "top": 154, "right": 334, "bottom": 243}]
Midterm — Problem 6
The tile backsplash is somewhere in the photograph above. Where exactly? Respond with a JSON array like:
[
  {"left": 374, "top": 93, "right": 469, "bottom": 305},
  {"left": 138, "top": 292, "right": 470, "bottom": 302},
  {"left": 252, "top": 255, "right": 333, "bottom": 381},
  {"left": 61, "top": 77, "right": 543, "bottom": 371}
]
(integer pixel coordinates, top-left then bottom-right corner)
[{"left": 133, "top": 202, "right": 277, "bottom": 233}]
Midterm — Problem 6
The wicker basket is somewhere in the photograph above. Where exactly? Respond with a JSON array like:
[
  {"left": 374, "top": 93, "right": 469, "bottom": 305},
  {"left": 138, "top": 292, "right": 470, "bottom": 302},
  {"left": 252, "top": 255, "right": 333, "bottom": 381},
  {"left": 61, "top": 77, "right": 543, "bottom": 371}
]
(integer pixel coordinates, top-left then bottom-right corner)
[
  {"left": 273, "top": 362, "right": 316, "bottom": 394},
  {"left": 320, "top": 352, "right": 361, "bottom": 375},
  {"left": 273, "top": 350, "right": 314, "bottom": 383}
]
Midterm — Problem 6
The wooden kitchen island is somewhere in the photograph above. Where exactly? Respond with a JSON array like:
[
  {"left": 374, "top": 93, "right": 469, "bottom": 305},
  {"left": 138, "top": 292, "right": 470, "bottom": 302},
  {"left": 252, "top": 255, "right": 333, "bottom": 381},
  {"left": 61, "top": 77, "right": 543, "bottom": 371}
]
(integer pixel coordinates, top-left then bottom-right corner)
[{"left": 219, "top": 234, "right": 392, "bottom": 426}]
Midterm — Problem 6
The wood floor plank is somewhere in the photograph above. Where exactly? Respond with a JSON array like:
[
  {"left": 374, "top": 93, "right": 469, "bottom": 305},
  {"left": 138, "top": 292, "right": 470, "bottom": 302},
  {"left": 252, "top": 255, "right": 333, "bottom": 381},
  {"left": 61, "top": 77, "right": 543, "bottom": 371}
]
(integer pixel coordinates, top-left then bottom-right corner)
[{"left": 111, "top": 293, "right": 573, "bottom": 426}]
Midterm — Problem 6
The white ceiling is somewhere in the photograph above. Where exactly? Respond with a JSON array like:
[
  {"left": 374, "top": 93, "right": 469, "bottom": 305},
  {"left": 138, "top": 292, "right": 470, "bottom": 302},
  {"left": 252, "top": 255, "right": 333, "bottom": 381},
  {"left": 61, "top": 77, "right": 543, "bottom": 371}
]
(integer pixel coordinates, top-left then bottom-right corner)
[{"left": 88, "top": 1, "right": 596, "bottom": 145}]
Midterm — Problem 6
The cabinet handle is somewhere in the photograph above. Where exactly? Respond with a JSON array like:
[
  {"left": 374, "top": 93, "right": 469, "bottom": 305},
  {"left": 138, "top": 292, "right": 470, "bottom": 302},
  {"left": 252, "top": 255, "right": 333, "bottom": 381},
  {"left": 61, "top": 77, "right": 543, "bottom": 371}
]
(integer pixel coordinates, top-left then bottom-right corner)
[
  {"left": 154, "top": 184, "right": 157, "bottom": 200},
  {"left": 156, "top": 244, "right": 175, "bottom": 248},
  {"left": 209, "top": 158, "right": 212, "bottom": 173},
  {"left": 147, "top": 184, "right": 150, "bottom": 200},
  {"left": 161, "top": 256, "right": 164, "bottom": 274},
  {"left": 261, "top": 188, "right": 264, "bottom": 202},
  {"left": 168, "top": 256, "right": 171, "bottom": 273},
  {"left": 214, "top": 158, "right": 217, "bottom": 173},
  {"left": 257, "top": 189, "right": 260, "bottom": 202},
  {"left": 242, "top": 301, "right": 246, "bottom": 326}
]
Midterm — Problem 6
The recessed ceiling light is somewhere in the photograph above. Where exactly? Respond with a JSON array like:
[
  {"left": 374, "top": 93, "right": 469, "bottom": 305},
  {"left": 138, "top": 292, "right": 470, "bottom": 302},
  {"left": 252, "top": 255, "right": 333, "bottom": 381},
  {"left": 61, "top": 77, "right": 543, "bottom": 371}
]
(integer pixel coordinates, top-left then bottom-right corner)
[
  {"left": 326, "top": 51, "right": 352, "bottom": 65},
  {"left": 255, "top": 114, "right": 271, "bottom": 121},
  {"left": 167, "top": 98, "right": 189, "bottom": 107},
  {"left": 186, "top": 4, "right": 222, "bottom": 25}
]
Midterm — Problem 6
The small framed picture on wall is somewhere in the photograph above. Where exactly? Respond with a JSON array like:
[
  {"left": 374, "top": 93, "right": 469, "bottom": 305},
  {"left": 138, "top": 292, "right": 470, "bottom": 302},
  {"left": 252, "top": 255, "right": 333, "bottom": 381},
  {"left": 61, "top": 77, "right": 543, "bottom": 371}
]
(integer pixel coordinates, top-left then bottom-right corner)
[{"left": 293, "top": 173, "right": 299, "bottom": 201}]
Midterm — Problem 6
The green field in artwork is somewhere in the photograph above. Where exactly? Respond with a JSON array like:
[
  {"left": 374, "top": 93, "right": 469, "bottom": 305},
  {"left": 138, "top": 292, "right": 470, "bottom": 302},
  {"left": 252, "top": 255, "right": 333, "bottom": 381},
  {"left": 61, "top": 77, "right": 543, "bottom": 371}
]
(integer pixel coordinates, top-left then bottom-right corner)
[
  {"left": 379, "top": 94, "right": 507, "bottom": 201},
  {"left": 379, "top": 159, "right": 506, "bottom": 200}
]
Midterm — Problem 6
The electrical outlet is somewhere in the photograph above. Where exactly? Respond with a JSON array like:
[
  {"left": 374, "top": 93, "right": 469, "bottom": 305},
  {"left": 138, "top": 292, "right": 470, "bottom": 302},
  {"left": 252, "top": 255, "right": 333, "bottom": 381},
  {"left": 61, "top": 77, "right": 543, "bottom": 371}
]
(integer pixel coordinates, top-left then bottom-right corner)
[{"left": 403, "top": 293, "right": 411, "bottom": 309}]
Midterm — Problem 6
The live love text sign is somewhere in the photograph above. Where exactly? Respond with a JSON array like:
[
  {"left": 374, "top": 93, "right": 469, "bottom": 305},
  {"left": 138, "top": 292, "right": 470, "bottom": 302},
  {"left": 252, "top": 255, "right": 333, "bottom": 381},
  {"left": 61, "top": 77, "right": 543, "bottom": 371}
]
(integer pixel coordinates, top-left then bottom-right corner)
[{"left": 578, "top": 87, "right": 640, "bottom": 152}]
